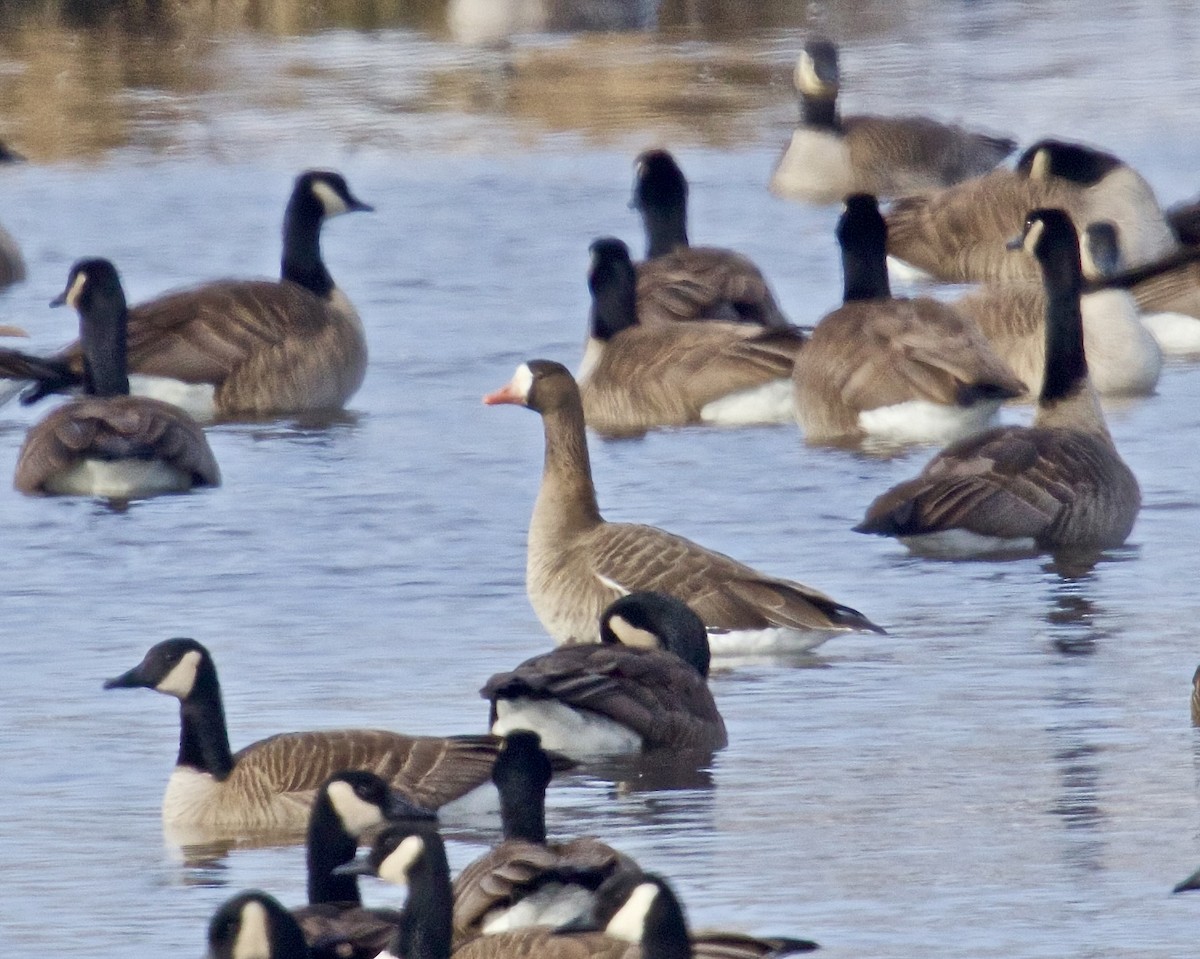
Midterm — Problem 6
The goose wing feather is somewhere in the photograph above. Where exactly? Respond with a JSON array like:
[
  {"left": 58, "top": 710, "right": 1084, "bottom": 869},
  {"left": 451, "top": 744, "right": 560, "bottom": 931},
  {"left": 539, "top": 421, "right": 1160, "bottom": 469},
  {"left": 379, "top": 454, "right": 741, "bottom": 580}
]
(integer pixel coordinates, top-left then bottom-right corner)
[
  {"left": 691, "top": 932, "right": 821, "bottom": 959},
  {"left": 294, "top": 903, "right": 404, "bottom": 959},
  {"left": 454, "top": 927, "right": 635, "bottom": 959},
  {"left": 636, "top": 247, "right": 790, "bottom": 328}
]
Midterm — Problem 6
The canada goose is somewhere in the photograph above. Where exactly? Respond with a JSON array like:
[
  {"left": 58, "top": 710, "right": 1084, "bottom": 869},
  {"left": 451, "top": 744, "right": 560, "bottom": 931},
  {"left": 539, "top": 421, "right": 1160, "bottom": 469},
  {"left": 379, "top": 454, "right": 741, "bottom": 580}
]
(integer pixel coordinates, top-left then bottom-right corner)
[
  {"left": 770, "top": 38, "right": 1016, "bottom": 204},
  {"left": 0, "top": 221, "right": 22, "bottom": 288},
  {"left": 953, "top": 222, "right": 1162, "bottom": 396},
  {"left": 451, "top": 731, "right": 640, "bottom": 940},
  {"left": 855, "top": 209, "right": 1141, "bottom": 556},
  {"left": 483, "top": 594, "right": 727, "bottom": 758},
  {"left": 579, "top": 238, "right": 803, "bottom": 437},
  {"left": 483, "top": 359, "right": 882, "bottom": 651},
  {"left": 208, "top": 891, "right": 312, "bottom": 959},
  {"left": 103, "top": 638, "right": 500, "bottom": 835},
  {"left": 293, "top": 771, "right": 434, "bottom": 959},
  {"left": 346, "top": 827, "right": 817, "bottom": 959},
  {"left": 12, "top": 259, "right": 221, "bottom": 498},
  {"left": 792, "top": 194, "right": 1025, "bottom": 445},
  {"left": 0, "top": 170, "right": 371, "bottom": 420},
  {"left": 885, "top": 139, "right": 1178, "bottom": 284},
  {"left": 1174, "top": 866, "right": 1200, "bottom": 894},
  {"left": 630, "top": 150, "right": 789, "bottom": 329}
]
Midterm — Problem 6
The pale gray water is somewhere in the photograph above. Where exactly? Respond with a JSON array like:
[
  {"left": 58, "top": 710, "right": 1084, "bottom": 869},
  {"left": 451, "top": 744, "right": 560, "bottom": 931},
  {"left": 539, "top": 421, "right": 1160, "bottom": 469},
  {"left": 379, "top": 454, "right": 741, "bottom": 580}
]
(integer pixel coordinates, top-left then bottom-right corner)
[{"left": 2, "top": 2, "right": 1200, "bottom": 956}]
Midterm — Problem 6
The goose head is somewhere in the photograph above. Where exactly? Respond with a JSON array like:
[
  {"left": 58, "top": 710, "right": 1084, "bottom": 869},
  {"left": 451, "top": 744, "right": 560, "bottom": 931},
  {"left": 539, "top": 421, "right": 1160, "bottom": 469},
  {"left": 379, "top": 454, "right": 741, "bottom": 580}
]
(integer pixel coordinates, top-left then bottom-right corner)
[
  {"left": 588, "top": 237, "right": 639, "bottom": 340},
  {"left": 492, "top": 729, "right": 553, "bottom": 798},
  {"left": 1016, "top": 140, "right": 1124, "bottom": 186},
  {"left": 557, "top": 872, "right": 691, "bottom": 959},
  {"left": 837, "top": 193, "right": 890, "bottom": 301},
  {"left": 319, "top": 769, "right": 437, "bottom": 840},
  {"left": 795, "top": 38, "right": 840, "bottom": 98},
  {"left": 631, "top": 149, "right": 687, "bottom": 216},
  {"left": 1008, "top": 208, "right": 1083, "bottom": 289},
  {"left": 50, "top": 257, "right": 130, "bottom": 397},
  {"left": 104, "top": 637, "right": 215, "bottom": 702},
  {"left": 294, "top": 170, "right": 374, "bottom": 220},
  {"left": 600, "top": 592, "right": 711, "bottom": 679},
  {"left": 207, "top": 890, "right": 310, "bottom": 959},
  {"left": 483, "top": 359, "right": 577, "bottom": 416}
]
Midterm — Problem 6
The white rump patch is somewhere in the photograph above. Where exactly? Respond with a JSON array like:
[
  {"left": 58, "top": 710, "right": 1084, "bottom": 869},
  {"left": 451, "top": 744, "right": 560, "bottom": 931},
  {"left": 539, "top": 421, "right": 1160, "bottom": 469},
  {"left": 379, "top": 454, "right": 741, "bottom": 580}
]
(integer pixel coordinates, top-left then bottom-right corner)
[
  {"left": 311, "top": 178, "right": 349, "bottom": 217},
  {"left": 605, "top": 882, "right": 660, "bottom": 943},
  {"left": 492, "top": 699, "right": 641, "bottom": 759},
  {"left": 1141, "top": 311, "right": 1200, "bottom": 356},
  {"left": 858, "top": 398, "right": 1000, "bottom": 445},
  {"left": 157, "top": 649, "right": 202, "bottom": 699},
  {"left": 378, "top": 834, "right": 425, "bottom": 886},
  {"left": 700, "top": 379, "right": 794, "bottom": 426},
  {"left": 43, "top": 458, "right": 196, "bottom": 499},
  {"left": 607, "top": 615, "right": 661, "bottom": 650},
  {"left": 481, "top": 883, "right": 595, "bottom": 934},
  {"left": 900, "top": 529, "right": 1038, "bottom": 558},
  {"left": 128, "top": 375, "right": 217, "bottom": 422},
  {"left": 232, "top": 899, "right": 272, "bottom": 959},
  {"left": 327, "top": 780, "right": 388, "bottom": 838}
]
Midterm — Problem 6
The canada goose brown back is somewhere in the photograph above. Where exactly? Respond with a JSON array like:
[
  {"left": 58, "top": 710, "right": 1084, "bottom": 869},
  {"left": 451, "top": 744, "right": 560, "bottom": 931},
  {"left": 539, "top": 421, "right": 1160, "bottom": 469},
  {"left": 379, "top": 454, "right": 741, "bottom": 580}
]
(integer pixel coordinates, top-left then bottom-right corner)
[
  {"left": 5, "top": 171, "right": 372, "bottom": 419},
  {"left": 793, "top": 194, "right": 1024, "bottom": 445},
  {"left": 856, "top": 209, "right": 1141, "bottom": 556},
  {"left": 631, "top": 150, "right": 789, "bottom": 329},
  {"left": 483, "top": 360, "right": 882, "bottom": 651},
  {"left": 483, "top": 594, "right": 727, "bottom": 758},
  {"left": 12, "top": 259, "right": 220, "bottom": 498},
  {"left": 103, "top": 638, "right": 499, "bottom": 836},
  {"left": 580, "top": 238, "right": 803, "bottom": 437},
  {"left": 208, "top": 891, "right": 312, "bottom": 959},
  {"left": 770, "top": 38, "right": 1016, "bottom": 204},
  {"left": 451, "top": 731, "right": 640, "bottom": 941},
  {"left": 885, "top": 140, "right": 1178, "bottom": 283}
]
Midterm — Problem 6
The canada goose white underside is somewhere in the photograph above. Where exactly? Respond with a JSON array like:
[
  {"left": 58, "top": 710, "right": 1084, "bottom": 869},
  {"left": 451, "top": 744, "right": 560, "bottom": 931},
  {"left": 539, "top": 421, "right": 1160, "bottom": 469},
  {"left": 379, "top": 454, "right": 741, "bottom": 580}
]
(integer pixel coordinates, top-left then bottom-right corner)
[
  {"left": 492, "top": 698, "right": 642, "bottom": 757},
  {"left": 128, "top": 374, "right": 218, "bottom": 422},
  {"left": 706, "top": 626, "right": 832, "bottom": 656},
  {"left": 770, "top": 131, "right": 854, "bottom": 204},
  {"left": 481, "top": 883, "right": 596, "bottom": 934},
  {"left": 162, "top": 766, "right": 222, "bottom": 827},
  {"left": 898, "top": 530, "right": 1038, "bottom": 559},
  {"left": 857, "top": 398, "right": 1001, "bottom": 445},
  {"left": 1083, "top": 168, "right": 1178, "bottom": 265},
  {"left": 884, "top": 255, "right": 935, "bottom": 284},
  {"left": 436, "top": 780, "right": 500, "bottom": 824},
  {"left": 42, "top": 458, "right": 196, "bottom": 498},
  {"left": 700, "top": 379, "right": 794, "bottom": 426},
  {"left": 1141, "top": 311, "right": 1200, "bottom": 355},
  {"left": 1079, "top": 290, "right": 1161, "bottom": 395}
]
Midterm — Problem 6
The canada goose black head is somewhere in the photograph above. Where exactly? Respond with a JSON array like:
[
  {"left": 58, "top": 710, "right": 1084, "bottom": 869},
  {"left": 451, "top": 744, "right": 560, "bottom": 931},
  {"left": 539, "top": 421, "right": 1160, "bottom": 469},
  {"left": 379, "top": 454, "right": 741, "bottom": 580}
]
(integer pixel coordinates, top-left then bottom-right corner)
[
  {"left": 632, "top": 150, "right": 689, "bottom": 258},
  {"left": 483, "top": 359, "right": 578, "bottom": 417},
  {"left": 491, "top": 730, "right": 553, "bottom": 843},
  {"left": 600, "top": 592, "right": 711, "bottom": 679},
  {"left": 1016, "top": 140, "right": 1124, "bottom": 186},
  {"left": 0, "top": 141, "right": 25, "bottom": 163},
  {"left": 104, "top": 636, "right": 215, "bottom": 701},
  {"left": 837, "top": 193, "right": 891, "bottom": 302},
  {"left": 588, "top": 237, "right": 639, "bottom": 340},
  {"left": 796, "top": 38, "right": 840, "bottom": 98},
  {"left": 1083, "top": 222, "right": 1121, "bottom": 277},
  {"left": 282, "top": 170, "right": 373, "bottom": 298},
  {"left": 558, "top": 872, "right": 691, "bottom": 959},
  {"left": 51, "top": 258, "right": 130, "bottom": 397},
  {"left": 207, "top": 890, "right": 311, "bottom": 959}
]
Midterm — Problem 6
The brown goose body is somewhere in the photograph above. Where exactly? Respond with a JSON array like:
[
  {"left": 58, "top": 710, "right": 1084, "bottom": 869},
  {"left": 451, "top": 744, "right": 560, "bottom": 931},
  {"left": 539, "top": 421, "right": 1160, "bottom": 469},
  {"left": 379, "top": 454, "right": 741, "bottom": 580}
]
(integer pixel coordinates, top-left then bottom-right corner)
[
  {"left": 484, "top": 360, "right": 881, "bottom": 652},
  {"left": 634, "top": 247, "right": 790, "bottom": 329},
  {"left": 857, "top": 209, "right": 1141, "bottom": 556},
  {"left": 0, "top": 220, "right": 24, "bottom": 287},
  {"left": 14, "top": 394, "right": 219, "bottom": 496}
]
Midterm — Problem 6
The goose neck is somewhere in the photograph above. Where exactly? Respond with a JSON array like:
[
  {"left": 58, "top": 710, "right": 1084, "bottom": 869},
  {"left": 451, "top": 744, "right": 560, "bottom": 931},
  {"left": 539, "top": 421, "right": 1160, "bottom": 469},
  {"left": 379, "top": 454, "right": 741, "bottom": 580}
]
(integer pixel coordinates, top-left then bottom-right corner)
[
  {"left": 80, "top": 303, "right": 130, "bottom": 397},
  {"left": 641, "top": 203, "right": 689, "bottom": 260},
  {"left": 398, "top": 835, "right": 454, "bottom": 959},
  {"left": 533, "top": 400, "right": 603, "bottom": 539},
  {"left": 498, "top": 775, "right": 548, "bottom": 844},
  {"left": 176, "top": 674, "right": 234, "bottom": 780},
  {"left": 306, "top": 803, "right": 362, "bottom": 905},
  {"left": 841, "top": 244, "right": 890, "bottom": 302},
  {"left": 281, "top": 193, "right": 335, "bottom": 298},
  {"left": 1037, "top": 261, "right": 1109, "bottom": 436},
  {"left": 800, "top": 93, "right": 839, "bottom": 130}
]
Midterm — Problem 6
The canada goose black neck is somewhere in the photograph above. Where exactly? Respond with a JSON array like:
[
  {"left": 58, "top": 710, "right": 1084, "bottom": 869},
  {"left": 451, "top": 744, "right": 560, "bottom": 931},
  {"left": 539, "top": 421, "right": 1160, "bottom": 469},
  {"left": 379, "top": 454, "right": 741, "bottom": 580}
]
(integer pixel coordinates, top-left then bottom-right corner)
[
  {"left": 282, "top": 178, "right": 335, "bottom": 298},
  {"left": 56, "top": 259, "right": 130, "bottom": 397},
  {"left": 600, "top": 592, "right": 711, "bottom": 679},
  {"left": 588, "top": 238, "right": 639, "bottom": 341},
  {"left": 494, "top": 732, "right": 552, "bottom": 844},
  {"left": 396, "top": 831, "right": 455, "bottom": 959},
  {"left": 1026, "top": 209, "right": 1089, "bottom": 404},
  {"left": 1016, "top": 140, "right": 1123, "bottom": 185},
  {"left": 633, "top": 150, "right": 690, "bottom": 259},
  {"left": 208, "top": 891, "right": 311, "bottom": 959},
  {"left": 633, "top": 878, "right": 692, "bottom": 959},
  {"left": 838, "top": 194, "right": 891, "bottom": 302},
  {"left": 307, "top": 788, "right": 365, "bottom": 906},
  {"left": 796, "top": 39, "right": 841, "bottom": 131}
]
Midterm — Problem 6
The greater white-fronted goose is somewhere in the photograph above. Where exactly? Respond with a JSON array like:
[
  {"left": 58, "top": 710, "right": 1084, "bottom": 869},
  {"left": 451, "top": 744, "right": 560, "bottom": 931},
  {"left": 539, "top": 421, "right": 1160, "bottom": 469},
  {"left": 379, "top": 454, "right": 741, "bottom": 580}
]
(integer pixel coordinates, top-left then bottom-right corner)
[
  {"left": 451, "top": 731, "right": 640, "bottom": 940},
  {"left": 953, "top": 222, "right": 1162, "bottom": 396},
  {"left": 103, "top": 638, "right": 500, "bottom": 836},
  {"left": 208, "top": 891, "right": 312, "bottom": 959},
  {"left": 792, "top": 194, "right": 1024, "bottom": 446},
  {"left": 483, "top": 360, "right": 882, "bottom": 651},
  {"left": 579, "top": 238, "right": 803, "bottom": 437},
  {"left": 12, "top": 259, "right": 220, "bottom": 499},
  {"left": 770, "top": 38, "right": 1016, "bottom": 204},
  {"left": 885, "top": 139, "right": 1178, "bottom": 284},
  {"left": 0, "top": 170, "right": 371, "bottom": 420},
  {"left": 856, "top": 209, "right": 1141, "bottom": 556},
  {"left": 630, "top": 150, "right": 789, "bottom": 329},
  {"left": 483, "top": 594, "right": 727, "bottom": 758},
  {"left": 293, "top": 771, "right": 434, "bottom": 959}
]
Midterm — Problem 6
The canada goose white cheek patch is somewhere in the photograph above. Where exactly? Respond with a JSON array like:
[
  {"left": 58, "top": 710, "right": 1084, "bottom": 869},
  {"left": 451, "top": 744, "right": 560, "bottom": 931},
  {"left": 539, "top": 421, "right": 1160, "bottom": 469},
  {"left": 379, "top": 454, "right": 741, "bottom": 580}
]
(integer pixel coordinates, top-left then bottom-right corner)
[
  {"left": 327, "top": 780, "right": 388, "bottom": 837},
  {"left": 1029, "top": 148, "right": 1052, "bottom": 180},
  {"left": 378, "top": 834, "right": 425, "bottom": 885},
  {"left": 232, "top": 899, "right": 271, "bottom": 959},
  {"left": 795, "top": 52, "right": 825, "bottom": 95},
  {"left": 607, "top": 615, "right": 661, "bottom": 650},
  {"left": 156, "top": 649, "right": 201, "bottom": 699},
  {"left": 605, "top": 882, "right": 659, "bottom": 942},
  {"left": 63, "top": 271, "right": 88, "bottom": 310},
  {"left": 1023, "top": 218, "right": 1045, "bottom": 255},
  {"left": 311, "top": 179, "right": 349, "bottom": 217}
]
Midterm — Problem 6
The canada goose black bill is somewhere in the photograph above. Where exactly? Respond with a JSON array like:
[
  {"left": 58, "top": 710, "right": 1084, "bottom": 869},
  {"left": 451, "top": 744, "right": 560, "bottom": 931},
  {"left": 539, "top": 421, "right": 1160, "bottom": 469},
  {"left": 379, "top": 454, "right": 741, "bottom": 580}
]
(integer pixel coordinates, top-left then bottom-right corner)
[
  {"left": 104, "top": 638, "right": 500, "bottom": 836},
  {"left": 484, "top": 593, "right": 727, "bottom": 759},
  {"left": 485, "top": 360, "right": 883, "bottom": 651},
  {"left": 13, "top": 259, "right": 220, "bottom": 498},
  {"left": 4, "top": 171, "right": 372, "bottom": 420},
  {"left": 209, "top": 891, "right": 312, "bottom": 959}
]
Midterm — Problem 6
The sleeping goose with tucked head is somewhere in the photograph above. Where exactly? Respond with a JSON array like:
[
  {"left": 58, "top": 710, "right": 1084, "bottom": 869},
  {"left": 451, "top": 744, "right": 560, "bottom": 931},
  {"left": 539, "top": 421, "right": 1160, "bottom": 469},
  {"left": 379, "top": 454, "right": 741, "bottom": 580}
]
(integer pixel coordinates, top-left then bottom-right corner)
[
  {"left": 792, "top": 193, "right": 1025, "bottom": 446},
  {"left": 483, "top": 593, "right": 727, "bottom": 759},
  {"left": 855, "top": 208, "right": 1141, "bottom": 557},
  {"left": 0, "top": 170, "right": 371, "bottom": 420},
  {"left": 630, "top": 150, "right": 789, "bottom": 329},
  {"left": 484, "top": 360, "right": 882, "bottom": 652},
  {"left": 12, "top": 259, "right": 220, "bottom": 499},
  {"left": 885, "top": 139, "right": 1178, "bottom": 284},
  {"left": 208, "top": 891, "right": 312, "bottom": 959},
  {"left": 451, "top": 731, "right": 641, "bottom": 941},
  {"left": 578, "top": 237, "right": 803, "bottom": 437},
  {"left": 103, "top": 638, "right": 500, "bottom": 838},
  {"left": 770, "top": 37, "right": 1016, "bottom": 204}
]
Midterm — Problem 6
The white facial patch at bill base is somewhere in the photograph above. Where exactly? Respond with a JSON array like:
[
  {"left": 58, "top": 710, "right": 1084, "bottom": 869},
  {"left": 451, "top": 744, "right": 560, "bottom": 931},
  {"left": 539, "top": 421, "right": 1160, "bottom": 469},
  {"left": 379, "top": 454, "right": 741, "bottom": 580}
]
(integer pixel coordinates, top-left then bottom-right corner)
[{"left": 511, "top": 363, "right": 534, "bottom": 401}]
